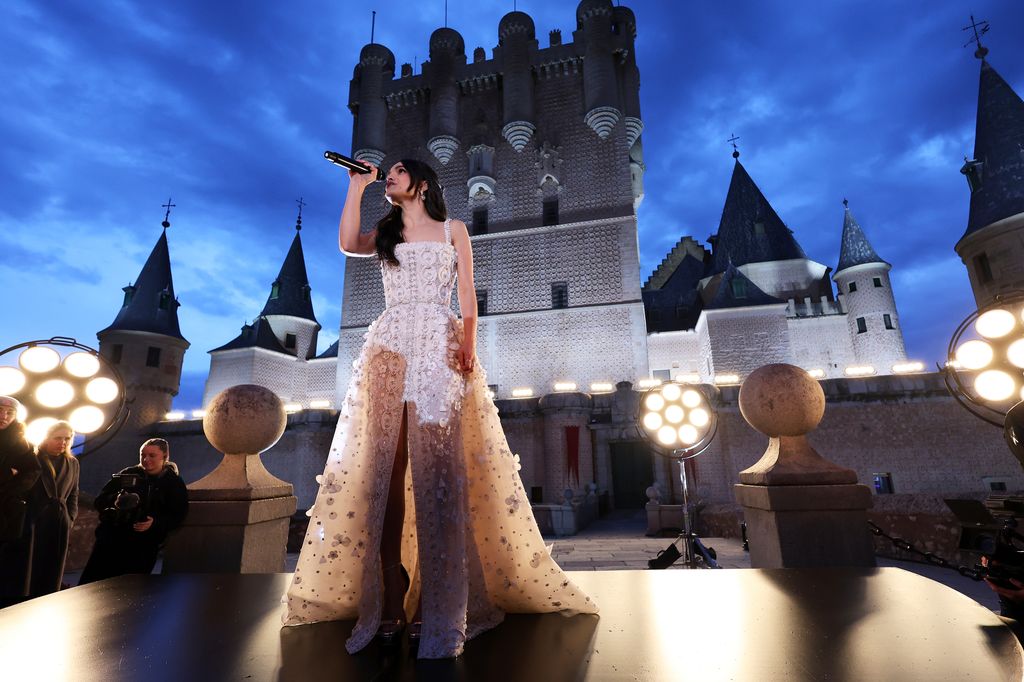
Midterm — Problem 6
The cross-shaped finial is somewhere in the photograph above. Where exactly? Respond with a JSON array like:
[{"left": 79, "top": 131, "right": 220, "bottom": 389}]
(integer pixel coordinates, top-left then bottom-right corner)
[
  {"left": 843, "top": 198, "right": 849, "bottom": 209},
  {"left": 962, "top": 15, "right": 990, "bottom": 60},
  {"left": 728, "top": 134, "right": 740, "bottom": 159},
  {"left": 161, "top": 197, "right": 176, "bottom": 229},
  {"left": 295, "top": 197, "right": 306, "bottom": 231}
]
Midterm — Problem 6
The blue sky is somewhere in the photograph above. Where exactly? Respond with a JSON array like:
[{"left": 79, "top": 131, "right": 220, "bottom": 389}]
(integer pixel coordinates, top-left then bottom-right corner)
[{"left": 1, "top": 0, "right": 1022, "bottom": 410}]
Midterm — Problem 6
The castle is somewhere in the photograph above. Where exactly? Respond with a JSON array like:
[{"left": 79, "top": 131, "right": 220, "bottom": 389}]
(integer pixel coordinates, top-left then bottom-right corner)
[{"left": 80, "top": 3, "right": 1024, "bottom": 520}]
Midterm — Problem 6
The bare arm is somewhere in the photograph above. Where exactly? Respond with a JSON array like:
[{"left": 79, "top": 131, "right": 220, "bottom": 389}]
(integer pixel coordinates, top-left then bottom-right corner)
[
  {"left": 338, "top": 163, "right": 380, "bottom": 257},
  {"left": 452, "top": 220, "right": 477, "bottom": 373}
]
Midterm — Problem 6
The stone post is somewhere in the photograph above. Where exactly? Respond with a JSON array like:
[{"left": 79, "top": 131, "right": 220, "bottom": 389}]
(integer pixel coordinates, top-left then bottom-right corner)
[
  {"left": 733, "top": 364, "right": 875, "bottom": 568},
  {"left": 163, "top": 384, "right": 298, "bottom": 573}
]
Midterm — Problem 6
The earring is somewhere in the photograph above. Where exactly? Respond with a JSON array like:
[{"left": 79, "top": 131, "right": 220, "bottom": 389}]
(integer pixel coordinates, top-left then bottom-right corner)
[{"left": 420, "top": 191, "right": 426, "bottom": 201}]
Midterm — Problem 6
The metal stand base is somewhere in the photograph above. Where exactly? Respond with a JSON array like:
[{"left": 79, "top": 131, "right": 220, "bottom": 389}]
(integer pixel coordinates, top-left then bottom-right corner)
[{"left": 649, "top": 459, "right": 720, "bottom": 569}]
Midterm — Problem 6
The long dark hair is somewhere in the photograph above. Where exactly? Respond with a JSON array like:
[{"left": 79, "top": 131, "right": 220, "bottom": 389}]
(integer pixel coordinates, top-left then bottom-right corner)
[{"left": 375, "top": 158, "right": 447, "bottom": 266}]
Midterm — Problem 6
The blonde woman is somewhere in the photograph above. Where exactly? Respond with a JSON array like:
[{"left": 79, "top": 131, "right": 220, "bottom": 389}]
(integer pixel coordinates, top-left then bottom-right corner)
[{"left": 26, "top": 420, "right": 79, "bottom": 596}]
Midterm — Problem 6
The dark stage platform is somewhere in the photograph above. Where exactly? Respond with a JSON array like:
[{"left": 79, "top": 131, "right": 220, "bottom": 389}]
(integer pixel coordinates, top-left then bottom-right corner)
[{"left": 0, "top": 568, "right": 1021, "bottom": 681}]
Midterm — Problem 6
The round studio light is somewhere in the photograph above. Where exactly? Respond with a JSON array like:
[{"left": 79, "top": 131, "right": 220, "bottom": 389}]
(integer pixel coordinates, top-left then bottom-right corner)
[
  {"left": 15, "top": 403, "right": 27, "bottom": 422},
  {"left": 69, "top": 405, "right": 104, "bottom": 433},
  {"left": 975, "top": 370, "right": 1017, "bottom": 402},
  {"left": 662, "top": 383, "right": 682, "bottom": 402},
  {"left": 36, "top": 379, "right": 74, "bottom": 408},
  {"left": 976, "top": 309, "right": 1017, "bottom": 339},
  {"left": 19, "top": 346, "right": 60, "bottom": 373},
  {"left": 1008, "top": 339, "right": 1024, "bottom": 369},
  {"left": 657, "top": 425, "right": 679, "bottom": 446},
  {"left": 665, "top": 404, "right": 685, "bottom": 424},
  {"left": 642, "top": 412, "right": 663, "bottom": 431},
  {"left": 678, "top": 424, "right": 699, "bottom": 445},
  {"left": 25, "top": 417, "right": 58, "bottom": 447},
  {"left": 0, "top": 366, "right": 26, "bottom": 394},
  {"left": 645, "top": 393, "right": 665, "bottom": 412},
  {"left": 63, "top": 352, "right": 100, "bottom": 378},
  {"left": 682, "top": 390, "right": 702, "bottom": 408},
  {"left": 955, "top": 340, "right": 994, "bottom": 370},
  {"left": 85, "top": 377, "right": 119, "bottom": 404},
  {"left": 689, "top": 407, "right": 710, "bottom": 427}
]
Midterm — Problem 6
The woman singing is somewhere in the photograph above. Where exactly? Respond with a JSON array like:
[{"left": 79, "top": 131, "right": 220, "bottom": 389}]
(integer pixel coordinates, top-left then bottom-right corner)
[{"left": 283, "top": 158, "right": 596, "bottom": 658}]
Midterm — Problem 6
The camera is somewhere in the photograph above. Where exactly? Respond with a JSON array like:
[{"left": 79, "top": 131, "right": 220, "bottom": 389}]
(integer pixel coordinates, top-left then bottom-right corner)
[
  {"left": 99, "top": 472, "right": 150, "bottom": 526},
  {"left": 946, "top": 497, "right": 1024, "bottom": 588}
]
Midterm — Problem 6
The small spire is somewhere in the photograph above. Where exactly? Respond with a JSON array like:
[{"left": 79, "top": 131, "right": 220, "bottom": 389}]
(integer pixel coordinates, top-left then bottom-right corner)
[
  {"left": 444, "top": 0, "right": 448, "bottom": 28},
  {"left": 370, "top": 10, "right": 376, "bottom": 44},
  {"left": 843, "top": 197, "right": 849, "bottom": 209},
  {"left": 161, "top": 197, "right": 175, "bottom": 229},
  {"left": 295, "top": 197, "right": 306, "bottom": 231},
  {"left": 962, "top": 15, "right": 990, "bottom": 60},
  {"left": 728, "top": 133, "right": 740, "bottom": 159}
]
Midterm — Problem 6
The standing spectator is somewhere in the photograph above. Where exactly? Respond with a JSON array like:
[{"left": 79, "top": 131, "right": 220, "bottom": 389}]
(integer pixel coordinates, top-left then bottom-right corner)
[
  {"left": 0, "top": 396, "right": 40, "bottom": 605},
  {"left": 26, "top": 420, "right": 79, "bottom": 597}
]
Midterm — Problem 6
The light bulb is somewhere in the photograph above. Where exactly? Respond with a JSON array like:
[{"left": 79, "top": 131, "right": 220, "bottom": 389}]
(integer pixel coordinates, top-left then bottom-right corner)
[
  {"left": 69, "top": 406, "right": 104, "bottom": 433},
  {"left": 36, "top": 379, "right": 74, "bottom": 408},
  {"left": 976, "top": 309, "right": 1016, "bottom": 339},
  {"left": 642, "top": 412, "right": 663, "bottom": 431},
  {"left": 955, "top": 340, "right": 994, "bottom": 370},
  {"left": 975, "top": 370, "right": 1017, "bottom": 402},
  {"left": 85, "top": 377, "right": 119, "bottom": 404},
  {"left": 25, "top": 417, "right": 58, "bottom": 446},
  {"left": 682, "top": 390, "right": 702, "bottom": 408},
  {"left": 678, "top": 424, "right": 699, "bottom": 445},
  {"left": 16, "top": 404, "right": 27, "bottom": 422},
  {"left": 689, "top": 408, "right": 710, "bottom": 427},
  {"left": 657, "top": 425, "right": 678, "bottom": 446},
  {"left": 19, "top": 346, "right": 60, "bottom": 373},
  {"left": 63, "top": 352, "right": 100, "bottom": 378},
  {"left": 665, "top": 405, "right": 684, "bottom": 424},
  {"left": 0, "top": 366, "right": 26, "bottom": 394},
  {"left": 1008, "top": 339, "right": 1024, "bottom": 369},
  {"left": 645, "top": 393, "right": 665, "bottom": 412},
  {"left": 661, "top": 383, "right": 682, "bottom": 402}
]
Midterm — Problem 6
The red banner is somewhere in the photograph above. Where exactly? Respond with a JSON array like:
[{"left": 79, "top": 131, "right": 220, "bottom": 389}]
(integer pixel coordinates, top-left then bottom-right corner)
[{"left": 565, "top": 425, "right": 580, "bottom": 488}]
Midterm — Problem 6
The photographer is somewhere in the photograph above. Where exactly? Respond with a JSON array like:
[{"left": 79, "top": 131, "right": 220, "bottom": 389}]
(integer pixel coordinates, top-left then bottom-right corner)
[
  {"left": 0, "top": 396, "right": 40, "bottom": 604},
  {"left": 78, "top": 438, "right": 187, "bottom": 584}
]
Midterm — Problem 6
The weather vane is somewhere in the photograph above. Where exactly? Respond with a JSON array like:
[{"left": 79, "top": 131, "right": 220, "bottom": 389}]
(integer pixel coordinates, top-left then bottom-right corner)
[
  {"left": 295, "top": 197, "right": 306, "bottom": 231},
  {"left": 728, "top": 133, "right": 740, "bottom": 159},
  {"left": 161, "top": 197, "right": 176, "bottom": 229},
  {"left": 962, "top": 15, "right": 990, "bottom": 60}
]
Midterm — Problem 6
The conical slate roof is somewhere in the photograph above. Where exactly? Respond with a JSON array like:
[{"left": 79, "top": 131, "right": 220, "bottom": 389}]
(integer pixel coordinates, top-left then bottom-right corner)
[
  {"left": 707, "top": 261, "right": 784, "bottom": 310},
  {"left": 962, "top": 60, "right": 1024, "bottom": 239},
  {"left": 260, "top": 231, "right": 318, "bottom": 324},
  {"left": 710, "top": 160, "right": 807, "bottom": 274},
  {"left": 209, "top": 316, "right": 292, "bottom": 356},
  {"left": 316, "top": 339, "right": 339, "bottom": 359},
  {"left": 837, "top": 205, "right": 886, "bottom": 272},
  {"left": 99, "top": 229, "right": 187, "bottom": 341}
]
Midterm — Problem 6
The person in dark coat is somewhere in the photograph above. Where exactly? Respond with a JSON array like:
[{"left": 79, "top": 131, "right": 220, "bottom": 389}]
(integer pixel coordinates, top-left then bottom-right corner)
[
  {"left": 0, "top": 396, "right": 41, "bottom": 605},
  {"left": 25, "top": 420, "right": 79, "bottom": 597},
  {"left": 79, "top": 438, "right": 188, "bottom": 584}
]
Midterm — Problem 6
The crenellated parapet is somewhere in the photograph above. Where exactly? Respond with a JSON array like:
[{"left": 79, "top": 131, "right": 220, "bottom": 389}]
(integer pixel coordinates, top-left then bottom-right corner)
[
  {"left": 497, "top": 11, "right": 539, "bottom": 151},
  {"left": 349, "top": 43, "right": 395, "bottom": 167}
]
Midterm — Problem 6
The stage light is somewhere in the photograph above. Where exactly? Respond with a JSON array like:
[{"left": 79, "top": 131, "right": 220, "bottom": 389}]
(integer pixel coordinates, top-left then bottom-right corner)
[
  {"left": 976, "top": 309, "right": 1016, "bottom": 339},
  {"left": 0, "top": 366, "right": 26, "bottom": 394},
  {"left": 642, "top": 412, "right": 663, "bottom": 430},
  {"left": 645, "top": 393, "right": 665, "bottom": 412},
  {"left": 664, "top": 404, "right": 684, "bottom": 424},
  {"left": 682, "top": 389, "right": 702, "bottom": 408},
  {"left": 309, "top": 400, "right": 331, "bottom": 409},
  {"left": 554, "top": 382, "right": 577, "bottom": 392},
  {"left": 657, "top": 425, "right": 677, "bottom": 446},
  {"left": 85, "top": 377, "right": 118, "bottom": 404},
  {"left": 25, "top": 417, "right": 59, "bottom": 446},
  {"left": 955, "top": 340, "right": 993, "bottom": 370},
  {"left": 284, "top": 403, "right": 302, "bottom": 414},
  {"left": 637, "top": 378, "right": 662, "bottom": 389},
  {"left": 678, "top": 424, "right": 698, "bottom": 445},
  {"left": 191, "top": 409, "right": 207, "bottom": 418},
  {"left": 69, "top": 406, "right": 104, "bottom": 433},
  {"left": 590, "top": 382, "right": 614, "bottom": 393},
  {"left": 807, "top": 369, "right": 825, "bottom": 379},
  {"left": 892, "top": 361, "right": 926, "bottom": 374},
  {"left": 975, "top": 370, "right": 1016, "bottom": 402},
  {"left": 63, "top": 352, "right": 100, "bottom": 378},
  {"left": 165, "top": 411, "right": 185, "bottom": 421},
  {"left": 1008, "top": 340, "right": 1024, "bottom": 369},
  {"left": 676, "top": 373, "right": 700, "bottom": 384},
  {"left": 845, "top": 365, "right": 876, "bottom": 376},
  {"left": 714, "top": 374, "right": 740, "bottom": 385},
  {"left": 20, "top": 346, "right": 59, "bottom": 373},
  {"left": 689, "top": 407, "right": 710, "bottom": 427},
  {"left": 511, "top": 387, "right": 534, "bottom": 398},
  {"left": 36, "top": 379, "right": 74, "bottom": 408}
]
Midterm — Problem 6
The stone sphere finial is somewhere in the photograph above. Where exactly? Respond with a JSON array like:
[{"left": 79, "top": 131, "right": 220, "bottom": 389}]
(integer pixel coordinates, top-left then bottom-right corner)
[
  {"left": 203, "top": 384, "right": 287, "bottom": 456},
  {"left": 739, "top": 364, "right": 825, "bottom": 437}
]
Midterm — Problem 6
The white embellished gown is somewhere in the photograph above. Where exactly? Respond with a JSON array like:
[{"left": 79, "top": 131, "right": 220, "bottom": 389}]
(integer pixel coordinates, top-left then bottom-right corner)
[{"left": 282, "top": 219, "right": 597, "bottom": 658}]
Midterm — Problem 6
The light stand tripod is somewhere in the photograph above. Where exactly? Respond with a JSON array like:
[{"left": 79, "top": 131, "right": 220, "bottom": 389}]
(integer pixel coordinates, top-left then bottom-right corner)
[{"left": 649, "top": 451, "right": 719, "bottom": 569}]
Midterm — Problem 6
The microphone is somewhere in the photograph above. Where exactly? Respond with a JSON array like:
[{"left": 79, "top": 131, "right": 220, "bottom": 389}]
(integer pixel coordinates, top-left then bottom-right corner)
[{"left": 324, "top": 150, "right": 384, "bottom": 181}]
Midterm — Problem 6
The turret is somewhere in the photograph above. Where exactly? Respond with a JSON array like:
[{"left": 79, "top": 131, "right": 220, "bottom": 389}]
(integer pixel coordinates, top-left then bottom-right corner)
[
  {"left": 575, "top": 0, "right": 621, "bottom": 138},
  {"left": 497, "top": 11, "right": 538, "bottom": 152},
  {"left": 350, "top": 42, "right": 395, "bottom": 167},
  {"left": 425, "top": 27, "right": 466, "bottom": 164}
]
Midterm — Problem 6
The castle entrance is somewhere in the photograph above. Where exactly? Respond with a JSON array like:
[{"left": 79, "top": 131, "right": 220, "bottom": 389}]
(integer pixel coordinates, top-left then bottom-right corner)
[{"left": 610, "top": 441, "right": 654, "bottom": 509}]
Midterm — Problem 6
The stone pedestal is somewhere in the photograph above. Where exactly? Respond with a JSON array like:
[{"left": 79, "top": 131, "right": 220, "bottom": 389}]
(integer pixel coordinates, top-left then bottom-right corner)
[
  {"left": 164, "top": 384, "right": 297, "bottom": 574},
  {"left": 734, "top": 364, "right": 875, "bottom": 569}
]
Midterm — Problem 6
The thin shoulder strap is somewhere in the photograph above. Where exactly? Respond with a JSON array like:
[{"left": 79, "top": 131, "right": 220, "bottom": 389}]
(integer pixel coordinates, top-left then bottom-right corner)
[{"left": 444, "top": 218, "right": 452, "bottom": 245}]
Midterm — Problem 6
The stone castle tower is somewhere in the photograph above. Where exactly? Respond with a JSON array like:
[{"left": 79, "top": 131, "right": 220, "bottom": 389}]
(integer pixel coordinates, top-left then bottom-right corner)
[
  {"left": 955, "top": 50, "right": 1024, "bottom": 306},
  {"left": 84, "top": 224, "right": 189, "bottom": 492},
  {"left": 337, "top": 0, "right": 650, "bottom": 400}
]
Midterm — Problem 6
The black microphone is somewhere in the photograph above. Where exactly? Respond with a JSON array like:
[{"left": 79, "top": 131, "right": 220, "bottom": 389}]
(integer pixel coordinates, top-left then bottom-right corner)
[{"left": 324, "top": 150, "right": 384, "bottom": 181}]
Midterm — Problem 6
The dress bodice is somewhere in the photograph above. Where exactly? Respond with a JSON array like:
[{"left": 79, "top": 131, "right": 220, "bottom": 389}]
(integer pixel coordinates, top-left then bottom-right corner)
[{"left": 381, "top": 220, "right": 457, "bottom": 310}]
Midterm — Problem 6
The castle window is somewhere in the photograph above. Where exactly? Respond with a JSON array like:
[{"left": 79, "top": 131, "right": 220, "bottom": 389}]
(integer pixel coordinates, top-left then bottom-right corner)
[
  {"left": 476, "top": 289, "right": 488, "bottom": 316},
  {"left": 551, "top": 282, "right": 568, "bottom": 309},
  {"left": 848, "top": 281, "right": 857, "bottom": 293},
  {"left": 960, "top": 158, "right": 984, "bottom": 193},
  {"left": 122, "top": 287, "right": 135, "bottom": 307},
  {"left": 146, "top": 347, "right": 161, "bottom": 368},
  {"left": 159, "top": 291, "right": 171, "bottom": 310},
  {"left": 270, "top": 281, "right": 281, "bottom": 299},
  {"left": 542, "top": 197, "right": 559, "bottom": 226},
  {"left": 302, "top": 285, "right": 311, "bottom": 302},
  {"left": 110, "top": 344, "right": 123, "bottom": 365},
  {"left": 856, "top": 317, "right": 867, "bottom": 334},
  {"left": 472, "top": 207, "right": 488, "bottom": 235},
  {"left": 873, "top": 473, "right": 894, "bottom": 495},
  {"left": 873, "top": 277, "right": 882, "bottom": 288},
  {"left": 285, "top": 333, "right": 297, "bottom": 350},
  {"left": 753, "top": 221, "right": 765, "bottom": 236},
  {"left": 884, "top": 314, "right": 894, "bottom": 330},
  {"left": 974, "top": 253, "right": 993, "bottom": 284},
  {"left": 731, "top": 278, "right": 748, "bottom": 299}
]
